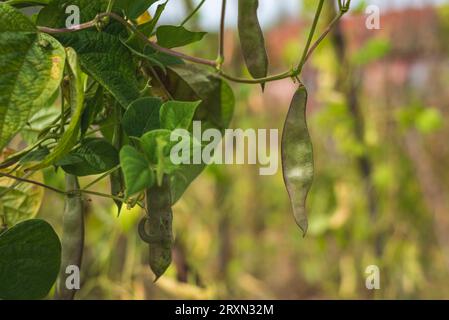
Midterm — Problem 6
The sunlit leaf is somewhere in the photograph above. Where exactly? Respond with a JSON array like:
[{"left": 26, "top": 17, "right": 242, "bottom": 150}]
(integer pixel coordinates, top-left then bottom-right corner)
[{"left": 0, "top": 4, "right": 65, "bottom": 150}]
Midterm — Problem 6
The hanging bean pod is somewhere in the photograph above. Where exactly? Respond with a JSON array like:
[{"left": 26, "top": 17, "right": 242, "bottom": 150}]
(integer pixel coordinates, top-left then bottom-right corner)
[
  {"left": 238, "top": 0, "right": 269, "bottom": 88},
  {"left": 55, "top": 174, "right": 85, "bottom": 300},
  {"left": 139, "top": 175, "right": 173, "bottom": 280},
  {"left": 281, "top": 86, "right": 314, "bottom": 236}
]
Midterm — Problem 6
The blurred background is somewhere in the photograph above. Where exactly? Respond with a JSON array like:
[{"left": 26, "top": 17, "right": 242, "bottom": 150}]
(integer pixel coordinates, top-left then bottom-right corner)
[{"left": 34, "top": 0, "right": 449, "bottom": 299}]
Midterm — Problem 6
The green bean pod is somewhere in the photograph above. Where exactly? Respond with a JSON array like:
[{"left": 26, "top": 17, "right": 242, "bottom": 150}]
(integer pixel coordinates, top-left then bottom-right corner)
[
  {"left": 140, "top": 175, "right": 173, "bottom": 280},
  {"left": 281, "top": 86, "right": 314, "bottom": 235},
  {"left": 238, "top": 0, "right": 269, "bottom": 86},
  {"left": 55, "top": 174, "right": 85, "bottom": 300}
]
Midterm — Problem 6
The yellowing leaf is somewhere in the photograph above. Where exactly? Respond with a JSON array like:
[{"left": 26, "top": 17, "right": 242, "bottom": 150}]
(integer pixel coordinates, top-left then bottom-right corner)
[
  {"left": 0, "top": 4, "right": 66, "bottom": 151},
  {"left": 0, "top": 170, "right": 44, "bottom": 227},
  {"left": 137, "top": 11, "right": 152, "bottom": 25}
]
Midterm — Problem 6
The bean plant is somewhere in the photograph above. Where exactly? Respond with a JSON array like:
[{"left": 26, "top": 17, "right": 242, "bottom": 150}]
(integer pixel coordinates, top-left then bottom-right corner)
[{"left": 0, "top": 0, "right": 351, "bottom": 299}]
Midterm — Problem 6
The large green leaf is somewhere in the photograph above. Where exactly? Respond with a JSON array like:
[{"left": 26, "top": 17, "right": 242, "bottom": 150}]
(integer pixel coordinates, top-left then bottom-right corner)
[
  {"left": 122, "top": 97, "right": 162, "bottom": 138},
  {"left": 30, "top": 48, "right": 85, "bottom": 170},
  {"left": 0, "top": 219, "right": 61, "bottom": 300},
  {"left": 37, "top": 0, "right": 141, "bottom": 108},
  {"left": 156, "top": 25, "right": 206, "bottom": 49},
  {"left": 0, "top": 3, "right": 65, "bottom": 150},
  {"left": 120, "top": 145, "right": 154, "bottom": 198},
  {"left": 0, "top": 171, "right": 44, "bottom": 227},
  {"left": 57, "top": 138, "right": 119, "bottom": 176},
  {"left": 161, "top": 65, "right": 234, "bottom": 131}
]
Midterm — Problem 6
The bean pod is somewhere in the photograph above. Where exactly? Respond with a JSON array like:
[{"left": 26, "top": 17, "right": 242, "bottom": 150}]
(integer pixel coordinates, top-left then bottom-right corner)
[
  {"left": 281, "top": 86, "right": 314, "bottom": 235},
  {"left": 55, "top": 174, "right": 85, "bottom": 300},
  {"left": 238, "top": 0, "right": 269, "bottom": 86},
  {"left": 139, "top": 175, "right": 173, "bottom": 280}
]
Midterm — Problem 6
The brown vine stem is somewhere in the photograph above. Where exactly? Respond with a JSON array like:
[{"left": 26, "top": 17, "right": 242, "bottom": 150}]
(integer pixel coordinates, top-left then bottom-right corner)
[
  {"left": 38, "top": 12, "right": 217, "bottom": 67},
  {"left": 36, "top": 4, "right": 349, "bottom": 85}
]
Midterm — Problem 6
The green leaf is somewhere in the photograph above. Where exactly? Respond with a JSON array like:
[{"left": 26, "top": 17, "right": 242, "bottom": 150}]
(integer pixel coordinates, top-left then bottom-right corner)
[
  {"left": 0, "top": 219, "right": 61, "bottom": 300},
  {"left": 238, "top": 0, "right": 269, "bottom": 86},
  {"left": 156, "top": 25, "right": 206, "bottom": 49},
  {"left": 140, "top": 129, "right": 172, "bottom": 164},
  {"left": 160, "top": 100, "right": 201, "bottom": 131},
  {"left": 81, "top": 85, "right": 104, "bottom": 137},
  {"left": 0, "top": 171, "right": 44, "bottom": 226},
  {"left": 0, "top": 3, "right": 65, "bottom": 150},
  {"left": 158, "top": 64, "right": 235, "bottom": 203},
  {"left": 20, "top": 104, "right": 60, "bottom": 144},
  {"left": 122, "top": 97, "right": 163, "bottom": 138},
  {"left": 140, "top": 129, "right": 177, "bottom": 185},
  {"left": 37, "top": 0, "right": 141, "bottom": 108},
  {"left": 19, "top": 147, "right": 50, "bottom": 165},
  {"left": 62, "top": 31, "right": 140, "bottom": 108},
  {"left": 115, "top": 0, "right": 158, "bottom": 19},
  {"left": 137, "top": 0, "right": 167, "bottom": 37},
  {"left": 121, "top": 38, "right": 183, "bottom": 72},
  {"left": 281, "top": 87, "right": 314, "bottom": 235},
  {"left": 30, "top": 48, "right": 85, "bottom": 170},
  {"left": 57, "top": 138, "right": 119, "bottom": 176},
  {"left": 162, "top": 65, "right": 234, "bottom": 132},
  {"left": 120, "top": 145, "right": 155, "bottom": 197}
]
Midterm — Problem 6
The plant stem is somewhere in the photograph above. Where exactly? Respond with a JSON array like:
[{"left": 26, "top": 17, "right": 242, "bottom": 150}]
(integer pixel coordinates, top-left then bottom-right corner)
[
  {"left": 37, "top": 13, "right": 217, "bottom": 67},
  {"left": 218, "top": 0, "right": 227, "bottom": 65},
  {"left": 296, "top": 0, "right": 325, "bottom": 74},
  {"left": 106, "top": 0, "right": 115, "bottom": 14},
  {"left": 0, "top": 171, "right": 129, "bottom": 203},
  {"left": 180, "top": 0, "right": 206, "bottom": 26},
  {"left": 82, "top": 165, "right": 120, "bottom": 190},
  {"left": 0, "top": 172, "right": 66, "bottom": 194},
  {"left": 304, "top": 12, "right": 344, "bottom": 63},
  {"left": 219, "top": 69, "right": 295, "bottom": 84},
  {"left": 81, "top": 189, "right": 127, "bottom": 203}
]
